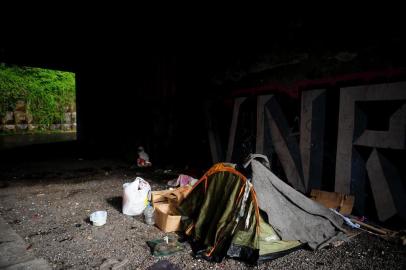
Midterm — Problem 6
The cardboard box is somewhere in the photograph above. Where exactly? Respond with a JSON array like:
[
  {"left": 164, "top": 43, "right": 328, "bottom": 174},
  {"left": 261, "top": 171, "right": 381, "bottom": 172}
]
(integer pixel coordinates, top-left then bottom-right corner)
[
  {"left": 154, "top": 203, "right": 181, "bottom": 232},
  {"left": 152, "top": 186, "right": 191, "bottom": 206},
  {"left": 310, "top": 189, "right": 354, "bottom": 215},
  {"left": 152, "top": 189, "right": 176, "bottom": 205}
]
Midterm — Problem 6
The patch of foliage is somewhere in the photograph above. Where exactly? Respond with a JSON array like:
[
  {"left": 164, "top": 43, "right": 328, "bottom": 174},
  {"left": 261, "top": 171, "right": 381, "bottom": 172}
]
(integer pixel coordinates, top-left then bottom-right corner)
[{"left": 0, "top": 63, "right": 75, "bottom": 125}]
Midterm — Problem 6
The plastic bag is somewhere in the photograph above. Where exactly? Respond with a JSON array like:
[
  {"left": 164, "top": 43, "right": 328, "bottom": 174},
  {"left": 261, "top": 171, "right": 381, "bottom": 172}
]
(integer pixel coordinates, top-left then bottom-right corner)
[
  {"left": 122, "top": 177, "right": 151, "bottom": 216},
  {"left": 137, "top": 146, "right": 152, "bottom": 167}
]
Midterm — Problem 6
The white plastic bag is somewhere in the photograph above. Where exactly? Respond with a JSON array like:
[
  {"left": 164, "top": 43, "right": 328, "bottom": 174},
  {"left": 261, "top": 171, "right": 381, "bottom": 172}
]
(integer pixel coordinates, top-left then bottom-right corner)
[{"left": 122, "top": 177, "right": 151, "bottom": 216}]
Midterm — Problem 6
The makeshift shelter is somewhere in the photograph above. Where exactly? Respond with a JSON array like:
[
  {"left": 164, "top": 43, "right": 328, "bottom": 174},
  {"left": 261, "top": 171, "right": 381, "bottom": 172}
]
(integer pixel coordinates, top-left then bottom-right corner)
[{"left": 178, "top": 155, "right": 346, "bottom": 264}]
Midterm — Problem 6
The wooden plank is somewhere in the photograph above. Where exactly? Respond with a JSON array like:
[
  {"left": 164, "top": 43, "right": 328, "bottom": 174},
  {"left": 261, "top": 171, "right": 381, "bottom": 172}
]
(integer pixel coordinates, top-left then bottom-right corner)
[
  {"left": 350, "top": 218, "right": 388, "bottom": 235},
  {"left": 310, "top": 189, "right": 354, "bottom": 215}
]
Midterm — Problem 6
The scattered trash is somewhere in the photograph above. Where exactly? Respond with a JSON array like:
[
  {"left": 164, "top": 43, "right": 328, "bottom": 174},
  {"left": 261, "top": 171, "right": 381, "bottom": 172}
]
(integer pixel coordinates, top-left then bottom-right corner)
[
  {"left": 122, "top": 177, "right": 151, "bottom": 216},
  {"left": 330, "top": 209, "right": 360, "bottom": 229},
  {"left": 144, "top": 203, "right": 155, "bottom": 225},
  {"left": 90, "top": 210, "right": 107, "bottom": 226},
  {"left": 137, "top": 146, "right": 152, "bottom": 167},
  {"left": 147, "top": 260, "right": 180, "bottom": 270},
  {"left": 99, "top": 258, "right": 129, "bottom": 270},
  {"left": 344, "top": 216, "right": 406, "bottom": 247},
  {"left": 311, "top": 189, "right": 354, "bottom": 215},
  {"left": 147, "top": 236, "right": 185, "bottom": 257},
  {"left": 167, "top": 174, "right": 198, "bottom": 187},
  {"left": 349, "top": 216, "right": 388, "bottom": 235},
  {"left": 330, "top": 240, "right": 347, "bottom": 248}
]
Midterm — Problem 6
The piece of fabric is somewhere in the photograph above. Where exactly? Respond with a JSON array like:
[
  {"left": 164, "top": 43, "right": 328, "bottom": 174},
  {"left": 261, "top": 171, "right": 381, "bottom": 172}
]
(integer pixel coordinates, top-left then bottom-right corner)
[{"left": 246, "top": 154, "right": 347, "bottom": 249}]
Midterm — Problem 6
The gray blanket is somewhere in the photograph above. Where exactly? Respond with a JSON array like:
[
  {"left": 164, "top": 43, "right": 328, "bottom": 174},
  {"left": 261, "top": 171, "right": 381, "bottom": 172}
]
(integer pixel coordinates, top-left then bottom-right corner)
[{"left": 245, "top": 154, "right": 346, "bottom": 249}]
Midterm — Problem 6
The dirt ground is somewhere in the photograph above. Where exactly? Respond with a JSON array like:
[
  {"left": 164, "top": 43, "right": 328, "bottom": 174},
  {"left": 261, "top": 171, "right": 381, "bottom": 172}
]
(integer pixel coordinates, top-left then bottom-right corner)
[{"left": 1, "top": 159, "right": 406, "bottom": 269}]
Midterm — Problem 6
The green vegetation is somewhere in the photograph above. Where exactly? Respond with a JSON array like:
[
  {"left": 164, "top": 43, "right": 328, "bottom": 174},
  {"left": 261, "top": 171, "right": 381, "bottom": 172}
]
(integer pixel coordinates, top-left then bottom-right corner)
[{"left": 0, "top": 64, "right": 75, "bottom": 125}]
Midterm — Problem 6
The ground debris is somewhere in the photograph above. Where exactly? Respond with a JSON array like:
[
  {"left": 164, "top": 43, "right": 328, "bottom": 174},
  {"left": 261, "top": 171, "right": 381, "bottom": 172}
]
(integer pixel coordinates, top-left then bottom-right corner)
[
  {"left": 100, "top": 258, "right": 129, "bottom": 270},
  {"left": 1, "top": 159, "right": 405, "bottom": 270}
]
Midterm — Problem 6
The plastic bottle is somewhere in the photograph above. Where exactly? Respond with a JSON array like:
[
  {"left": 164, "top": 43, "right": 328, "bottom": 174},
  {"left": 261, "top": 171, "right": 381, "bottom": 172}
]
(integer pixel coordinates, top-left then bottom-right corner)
[{"left": 144, "top": 203, "right": 155, "bottom": 225}]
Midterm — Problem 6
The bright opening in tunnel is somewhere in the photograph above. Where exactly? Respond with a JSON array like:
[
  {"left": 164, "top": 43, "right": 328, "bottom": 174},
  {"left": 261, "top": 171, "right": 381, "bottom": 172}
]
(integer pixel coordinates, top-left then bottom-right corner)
[{"left": 0, "top": 63, "right": 76, "bottom": 149}]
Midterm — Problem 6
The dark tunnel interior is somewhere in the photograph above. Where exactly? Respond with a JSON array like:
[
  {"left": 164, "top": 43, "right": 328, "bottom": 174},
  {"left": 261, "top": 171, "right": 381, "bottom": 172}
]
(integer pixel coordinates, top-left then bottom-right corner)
[{"left": 1, "top": 13, "right": 406, "bottom": 269}]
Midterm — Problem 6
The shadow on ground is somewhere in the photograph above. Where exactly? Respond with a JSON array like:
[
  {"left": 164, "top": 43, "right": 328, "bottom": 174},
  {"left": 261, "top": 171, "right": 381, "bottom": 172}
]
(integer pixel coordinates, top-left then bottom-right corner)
[{"left": 106, "top": 196, "right": 122, "bottom": 213}]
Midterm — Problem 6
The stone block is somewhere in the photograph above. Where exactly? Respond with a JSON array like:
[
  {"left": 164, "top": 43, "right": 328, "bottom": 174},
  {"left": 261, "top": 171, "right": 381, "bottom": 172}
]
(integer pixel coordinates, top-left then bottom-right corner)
[
  {"left": 61, "top": 124, "right": 71, "bottom": 131},
  {"left": 13, "top": 111, "right": 27, "bottom": 124},
  {"left": 16, "top": 124, "right": 28, "bottom": 130},
  {"left": 2, "top": 111, "right": 14, "bottom": 124},
  {"left": 50, "top": 124, "right": 61, "bottom": 130},
  {"left": 14, "top": 100, "right": 26, "bottom": 111},
  {"left": 3, "top": 125, "right": 16, "bottom": 131},
  {"left": 71, "top": 112, "right": 77, "bottom": 123},
  {"left": 26, "top": 113, "right": 33, "bottom": 124},
  {"left": 63, "top": 112, "right": 72, "bottom": 124}
]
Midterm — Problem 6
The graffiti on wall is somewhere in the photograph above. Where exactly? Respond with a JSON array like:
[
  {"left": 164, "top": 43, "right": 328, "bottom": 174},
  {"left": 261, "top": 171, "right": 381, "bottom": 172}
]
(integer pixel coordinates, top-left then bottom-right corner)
[{"left": 209, "top": 82, "right": 406, "bottom": 221}]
